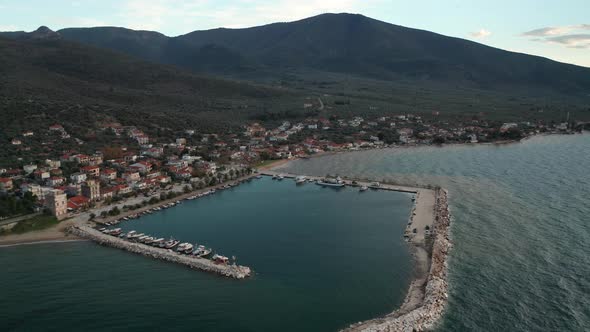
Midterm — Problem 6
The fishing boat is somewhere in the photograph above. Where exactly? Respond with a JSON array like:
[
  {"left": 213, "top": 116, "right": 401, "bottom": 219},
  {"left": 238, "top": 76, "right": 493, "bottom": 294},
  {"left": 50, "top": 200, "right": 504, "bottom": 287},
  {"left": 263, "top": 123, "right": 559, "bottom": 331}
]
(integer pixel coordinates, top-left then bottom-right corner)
[
  {"left": 198, "top": 248, "right": 212, "bottom": 258},
  {"left": 176, "top": 242, "right": 193, "bottom": 254},
  {"left": 109, "top": 228, "right": 122, "bottom": 236},
  {"left": 295, "top": 176, "right": 307, "bottom": 185},
  {"left": 359, "top": 185, "right": 368, "bottom": 192},
  {"left": 212, "top": 254, "right": 229, "bottom": 264},
  {"left": 126, "top": 230, "right": 137, "bottom": 238},
  {"left": 277, "top": 174, "right": 284, "bottom": 180},
  {"left": 316, "top": 177, "right": 345, "bottom": 187},
  {"left": 151, "top": 238, "right": 165, "bottom": 246},
  {"left": 164, "top": 239, "right": 180, "bottom": 249}
]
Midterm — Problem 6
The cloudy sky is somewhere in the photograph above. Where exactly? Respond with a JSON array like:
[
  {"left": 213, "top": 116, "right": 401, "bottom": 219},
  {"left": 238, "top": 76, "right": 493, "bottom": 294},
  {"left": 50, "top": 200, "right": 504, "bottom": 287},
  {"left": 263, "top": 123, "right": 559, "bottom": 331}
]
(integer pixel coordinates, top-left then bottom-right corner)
[{"left": 1, "top": 0, "right": 588, "bottom": 67}]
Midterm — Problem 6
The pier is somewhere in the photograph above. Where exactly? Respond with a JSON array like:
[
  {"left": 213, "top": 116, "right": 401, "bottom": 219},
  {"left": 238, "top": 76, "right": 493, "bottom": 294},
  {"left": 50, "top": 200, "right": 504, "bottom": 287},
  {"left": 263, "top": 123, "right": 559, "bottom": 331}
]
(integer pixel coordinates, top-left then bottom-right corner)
[{"left": 68, "top": 225, "right": 252, "bottom": 279}]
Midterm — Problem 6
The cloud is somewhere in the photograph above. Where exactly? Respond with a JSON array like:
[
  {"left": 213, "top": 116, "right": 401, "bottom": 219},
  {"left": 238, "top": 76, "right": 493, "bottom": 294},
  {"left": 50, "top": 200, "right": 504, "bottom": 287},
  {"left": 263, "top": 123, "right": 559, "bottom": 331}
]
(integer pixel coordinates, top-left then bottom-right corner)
[
  {"left": 470, "top": 29, "right": 491, "bottom": 39},
  {"left": 522, "top": 24, "right": 590, "bottom": 37},
  {"left": 0, "top": 25, "right": 19, "bottom": 32},
  {"left": 546, "top": 34, "right": 590, "bottom": 49},
  {"left": 522, "top": 24, "right": 590, "bottom": 49}
]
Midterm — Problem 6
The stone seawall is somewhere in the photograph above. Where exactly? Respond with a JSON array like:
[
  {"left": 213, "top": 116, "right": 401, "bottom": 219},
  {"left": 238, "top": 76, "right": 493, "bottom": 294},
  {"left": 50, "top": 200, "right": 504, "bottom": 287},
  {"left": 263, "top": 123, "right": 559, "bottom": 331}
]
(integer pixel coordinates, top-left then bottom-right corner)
[
  {"left": 68, "top": 225, "right": 252, "bottom": 279},
  {"left": 343, "top": 188, "right": 452, "bottom": 332}
]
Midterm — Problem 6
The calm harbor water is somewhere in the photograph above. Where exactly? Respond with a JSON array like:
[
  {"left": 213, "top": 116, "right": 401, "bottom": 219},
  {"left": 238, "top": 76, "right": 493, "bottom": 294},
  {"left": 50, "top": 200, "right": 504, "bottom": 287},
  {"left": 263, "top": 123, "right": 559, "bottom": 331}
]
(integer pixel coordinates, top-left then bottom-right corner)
[
  {"left": 0, "top": 177, "right": 413, "bottom": 332},
  {"left": 279, "top": 133, "right": 590, "bottom": 331}
]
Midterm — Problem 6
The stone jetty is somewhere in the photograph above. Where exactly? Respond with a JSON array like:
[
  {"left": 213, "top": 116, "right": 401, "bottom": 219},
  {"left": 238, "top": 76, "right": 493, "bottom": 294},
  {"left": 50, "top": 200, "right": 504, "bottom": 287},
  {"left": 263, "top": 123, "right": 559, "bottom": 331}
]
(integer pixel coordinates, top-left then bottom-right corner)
[
  {"left": 68, "top": 225, "right": 252, "bottom": 279},
  {"left": 342, "top": 188, "right": 452, "bottom": 332}
]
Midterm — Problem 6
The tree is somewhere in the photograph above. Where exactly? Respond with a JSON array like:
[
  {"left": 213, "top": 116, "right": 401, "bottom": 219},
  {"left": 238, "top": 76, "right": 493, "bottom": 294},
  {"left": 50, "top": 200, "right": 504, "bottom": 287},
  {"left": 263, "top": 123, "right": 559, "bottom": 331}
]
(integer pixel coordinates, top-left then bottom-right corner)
[{"left": 89, "top": 213, "right": 96, "bottom": 220}]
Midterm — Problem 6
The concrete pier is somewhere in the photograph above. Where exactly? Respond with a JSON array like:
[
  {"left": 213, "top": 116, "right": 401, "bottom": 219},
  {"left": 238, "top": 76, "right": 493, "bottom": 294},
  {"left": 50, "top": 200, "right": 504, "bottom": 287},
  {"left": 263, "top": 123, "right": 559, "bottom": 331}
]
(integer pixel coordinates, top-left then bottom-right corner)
[{"left": 68, "top": 225, "right": 252, "bottom": 279}]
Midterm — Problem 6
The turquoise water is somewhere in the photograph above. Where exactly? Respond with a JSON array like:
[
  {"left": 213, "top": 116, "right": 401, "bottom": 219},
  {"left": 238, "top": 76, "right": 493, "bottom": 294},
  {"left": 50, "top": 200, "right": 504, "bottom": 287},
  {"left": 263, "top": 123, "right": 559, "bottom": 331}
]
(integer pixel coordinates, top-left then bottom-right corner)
[
  {"left": 279, "top": 134, "right": 590, "bottom": 331},
  {"left": 0, "top": 177, "right": 413, "bottom": 332}
]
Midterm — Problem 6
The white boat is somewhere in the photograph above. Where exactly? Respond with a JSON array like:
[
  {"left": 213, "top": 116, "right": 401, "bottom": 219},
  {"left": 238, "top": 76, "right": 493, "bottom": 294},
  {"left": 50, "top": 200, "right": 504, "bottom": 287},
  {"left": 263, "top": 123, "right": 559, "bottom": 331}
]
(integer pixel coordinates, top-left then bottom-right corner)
[
  {"left": 295, "top": 176, "right": 307, "bottom": 184},
  {"left": 317, "top": 177, "right": 345, "bottom": 187},
  {"left": 359, "top": 186, "right": 368, "bottom": 192}
]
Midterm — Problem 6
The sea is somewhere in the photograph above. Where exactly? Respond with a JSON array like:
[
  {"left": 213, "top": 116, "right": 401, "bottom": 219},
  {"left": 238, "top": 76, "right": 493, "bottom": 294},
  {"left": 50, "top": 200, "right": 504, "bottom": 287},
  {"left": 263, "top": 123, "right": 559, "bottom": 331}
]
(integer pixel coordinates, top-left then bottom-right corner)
[
  {"left": 1, "top": 133, "right": 589, "bottom": 331},
  {"left": 0, "top": 177, "right": 414, "bottom": 332},
  {"left": 278, "top": 133, "right": 590, "bottom": 331}
]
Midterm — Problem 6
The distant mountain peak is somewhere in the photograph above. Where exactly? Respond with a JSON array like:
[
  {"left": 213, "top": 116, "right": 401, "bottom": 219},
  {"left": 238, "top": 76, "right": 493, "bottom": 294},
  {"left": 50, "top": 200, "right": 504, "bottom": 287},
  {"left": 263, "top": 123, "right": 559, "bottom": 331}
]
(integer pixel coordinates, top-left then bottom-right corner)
[{"left": 29, "top": 26, "right": 61, "bottom": 40}]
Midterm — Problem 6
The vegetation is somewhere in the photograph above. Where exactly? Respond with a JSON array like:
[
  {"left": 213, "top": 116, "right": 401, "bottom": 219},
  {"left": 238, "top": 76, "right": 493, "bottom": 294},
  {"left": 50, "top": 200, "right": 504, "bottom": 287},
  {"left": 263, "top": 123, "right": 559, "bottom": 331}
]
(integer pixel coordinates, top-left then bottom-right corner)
[
  {"left": 6, "top": 214, "right": 60, "bottom": 234},
  {"left": 0, "top": 193, "right": 38, "bottom": 218}
]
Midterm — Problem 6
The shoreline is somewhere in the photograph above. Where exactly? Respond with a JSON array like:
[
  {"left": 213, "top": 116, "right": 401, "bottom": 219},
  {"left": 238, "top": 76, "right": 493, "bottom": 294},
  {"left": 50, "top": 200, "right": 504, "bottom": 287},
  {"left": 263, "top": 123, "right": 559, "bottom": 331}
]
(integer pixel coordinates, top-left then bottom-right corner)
[
  {"left": 0, "top": 174, "right": 256, "bottom": 247},
  {"left": 266, "top": 163, "right": 452, "bottom": 331}
]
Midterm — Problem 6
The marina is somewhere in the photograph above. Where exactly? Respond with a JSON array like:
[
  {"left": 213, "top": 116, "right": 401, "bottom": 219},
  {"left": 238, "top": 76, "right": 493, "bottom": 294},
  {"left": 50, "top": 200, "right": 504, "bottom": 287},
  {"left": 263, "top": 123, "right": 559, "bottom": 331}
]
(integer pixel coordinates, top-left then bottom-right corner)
[{"left": 69, "top": 225, "right": 252, "bottom": 279}]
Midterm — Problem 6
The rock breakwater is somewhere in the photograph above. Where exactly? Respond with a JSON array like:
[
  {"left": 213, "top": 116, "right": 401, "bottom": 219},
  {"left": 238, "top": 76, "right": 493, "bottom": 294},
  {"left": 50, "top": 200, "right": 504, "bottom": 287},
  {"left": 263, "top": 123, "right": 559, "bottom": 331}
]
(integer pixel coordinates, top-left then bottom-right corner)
[{"left": 68, "top": 225, "right": 252, "bottom": 279}]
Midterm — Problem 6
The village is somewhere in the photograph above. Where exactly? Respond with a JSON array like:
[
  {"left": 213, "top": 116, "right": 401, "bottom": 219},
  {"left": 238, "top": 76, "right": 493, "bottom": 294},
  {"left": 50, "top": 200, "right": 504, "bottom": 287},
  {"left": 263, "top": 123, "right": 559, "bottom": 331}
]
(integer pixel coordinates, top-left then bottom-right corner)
[{"left": 0, "top": 112, "right": 578, "bottom": 224}]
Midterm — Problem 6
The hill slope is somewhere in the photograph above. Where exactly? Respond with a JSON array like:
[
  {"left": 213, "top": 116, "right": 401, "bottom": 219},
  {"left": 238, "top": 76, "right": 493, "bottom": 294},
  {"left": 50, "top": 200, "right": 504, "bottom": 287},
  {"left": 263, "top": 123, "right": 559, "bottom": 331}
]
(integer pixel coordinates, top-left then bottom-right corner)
[
  {"left": 54, "top": 13, "right": 590, "bottom": 95},
  {"left": 0, "top": 35, "right": 300, "bottom": 140}
]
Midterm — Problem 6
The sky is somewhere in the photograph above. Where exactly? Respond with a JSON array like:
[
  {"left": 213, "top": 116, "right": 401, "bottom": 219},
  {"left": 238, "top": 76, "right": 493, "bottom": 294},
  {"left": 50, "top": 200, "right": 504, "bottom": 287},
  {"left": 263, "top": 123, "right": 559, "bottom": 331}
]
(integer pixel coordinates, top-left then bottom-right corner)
[{"left": 0, "top": 0, "right": 588, "bottom": 67}]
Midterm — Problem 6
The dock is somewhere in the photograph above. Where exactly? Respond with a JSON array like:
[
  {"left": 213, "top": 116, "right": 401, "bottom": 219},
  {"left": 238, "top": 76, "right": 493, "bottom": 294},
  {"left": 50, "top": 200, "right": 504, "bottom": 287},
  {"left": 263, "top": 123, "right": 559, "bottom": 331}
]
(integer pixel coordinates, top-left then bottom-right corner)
[{"left": 68, "top": 225, "right": 252, "bottom": 279}]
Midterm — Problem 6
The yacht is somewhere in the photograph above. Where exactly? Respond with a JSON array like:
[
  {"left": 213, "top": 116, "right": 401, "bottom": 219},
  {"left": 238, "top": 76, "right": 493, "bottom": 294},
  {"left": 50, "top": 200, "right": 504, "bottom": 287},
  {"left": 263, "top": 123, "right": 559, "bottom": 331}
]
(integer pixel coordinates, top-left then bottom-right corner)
[{"left": 164, "top": 239, "right": 180, "bottom": 249}]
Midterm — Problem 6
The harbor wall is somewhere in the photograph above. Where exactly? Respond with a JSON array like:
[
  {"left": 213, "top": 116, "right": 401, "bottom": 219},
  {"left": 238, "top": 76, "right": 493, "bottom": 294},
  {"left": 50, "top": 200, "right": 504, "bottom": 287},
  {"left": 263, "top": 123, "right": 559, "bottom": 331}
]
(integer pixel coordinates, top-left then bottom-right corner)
[
  {"left": 342, "top": 188, "right": 452, "bottom": 332},
  {"left": 68, "top": 225, "right": 252, "bottom": 279}
]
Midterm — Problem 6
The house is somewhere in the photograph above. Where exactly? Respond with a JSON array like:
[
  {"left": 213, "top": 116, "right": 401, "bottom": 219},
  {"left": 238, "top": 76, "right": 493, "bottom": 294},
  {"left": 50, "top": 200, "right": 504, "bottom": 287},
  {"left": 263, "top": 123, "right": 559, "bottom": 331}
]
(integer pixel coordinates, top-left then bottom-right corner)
[
  {"left": 46, "top": 176, "right": 65, "bottom": 187},
  {"left": 21, "top": 183, "right": 42, "bottom": 198},
  {"left": 0, "top": 178, "right": 13, "bottom": 192},
  {"left": 123, "top": 172, "right": 140, "bottom": 183},
  {"left": 72, "top": 154, "right": 90, "bottom": 164},
  {"left": 82, "top": 180, "right": 101, "bottom": 201},
  {"left": 81, "top": 165, "right": 100, "bottom": 177},
  {"left": 23, "top": 164, "right": 38, "bottom": 174},
  {"left": 100, "top": 169, "right": 117, "bottom": 181},
  {"left": 49, "top": 124, "right": 64, "bottom": 131},
  {"left": 34, "top": 170, "right": 50, "bottom": 181},
  {"left": 101, "top": 187, "right": 117, "bottom": 200},
  {"left": 45, "top": 159, "right": 61, "bottom": 169},
  {"left": 500, "top": 123, "right": 518, "bottom": 133},
  {"left": 70, "top": 172, "right": 87, "bottom": 184},
  {"left": 130, "top": 161, "right": 152, "bottom": 174},
  {"left": 67, "top": 195, "right": 90, "bottom": 211},
  {"left": 114, "top": 184, "right": 132, "bottom": 195}
]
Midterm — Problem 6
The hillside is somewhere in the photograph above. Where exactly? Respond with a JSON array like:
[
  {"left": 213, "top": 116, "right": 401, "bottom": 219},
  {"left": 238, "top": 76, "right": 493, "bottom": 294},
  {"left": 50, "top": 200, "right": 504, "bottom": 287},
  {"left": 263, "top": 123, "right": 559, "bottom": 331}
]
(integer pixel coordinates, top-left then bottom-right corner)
[
  {"left": 0, "top": 34, "right": 300, "bottom": 133},
  {"left": 53, "top": 13, "right": 590, "bottom": 95}
]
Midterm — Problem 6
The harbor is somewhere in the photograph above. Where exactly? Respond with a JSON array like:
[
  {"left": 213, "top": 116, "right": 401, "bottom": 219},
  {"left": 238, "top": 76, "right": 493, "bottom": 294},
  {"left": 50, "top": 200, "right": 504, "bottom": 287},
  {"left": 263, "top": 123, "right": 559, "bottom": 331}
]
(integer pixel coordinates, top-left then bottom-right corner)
[
  {"left": 261, "top": 170, "right": 451, "bottom": 331},
  {"left": 68, "top": 225, "right": 252, "bottom": 279}
]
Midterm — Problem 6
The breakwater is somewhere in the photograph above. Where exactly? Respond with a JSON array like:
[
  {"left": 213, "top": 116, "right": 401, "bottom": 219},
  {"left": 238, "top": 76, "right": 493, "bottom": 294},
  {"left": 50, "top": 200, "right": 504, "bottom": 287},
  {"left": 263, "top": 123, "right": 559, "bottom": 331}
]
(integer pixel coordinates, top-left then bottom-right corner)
[
  {"left": 343, "top": 188, "right": 451, "bottom": 332},
  {"left": 68, "top": 225, "right": 252, "bottom": 279}
]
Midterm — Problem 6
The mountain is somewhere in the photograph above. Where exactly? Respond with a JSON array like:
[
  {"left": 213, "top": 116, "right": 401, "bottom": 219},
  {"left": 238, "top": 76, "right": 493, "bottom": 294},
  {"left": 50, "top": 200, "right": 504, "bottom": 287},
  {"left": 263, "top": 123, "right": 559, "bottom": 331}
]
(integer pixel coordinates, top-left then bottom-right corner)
[
  {"left": 52, "top": 13, "right": 590, "bottom": 95},
  {"left": 0, "top": 33, "right": 299, "bottom": 139}
]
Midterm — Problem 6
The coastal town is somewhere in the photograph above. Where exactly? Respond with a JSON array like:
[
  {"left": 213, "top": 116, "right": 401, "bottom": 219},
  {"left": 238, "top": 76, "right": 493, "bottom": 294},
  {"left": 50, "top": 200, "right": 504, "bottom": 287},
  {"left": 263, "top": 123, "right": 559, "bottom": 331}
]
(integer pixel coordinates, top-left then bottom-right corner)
[{"left": 0, "top": 111, "right": 582, "bottom": 229}]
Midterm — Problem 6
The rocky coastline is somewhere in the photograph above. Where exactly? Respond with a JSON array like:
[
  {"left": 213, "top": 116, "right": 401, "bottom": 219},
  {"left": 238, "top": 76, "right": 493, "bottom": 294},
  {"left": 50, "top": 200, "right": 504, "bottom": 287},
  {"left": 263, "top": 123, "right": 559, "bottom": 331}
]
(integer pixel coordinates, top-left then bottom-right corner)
[{"left": 343, "top": 188, "right": 452, "bottom": 332}]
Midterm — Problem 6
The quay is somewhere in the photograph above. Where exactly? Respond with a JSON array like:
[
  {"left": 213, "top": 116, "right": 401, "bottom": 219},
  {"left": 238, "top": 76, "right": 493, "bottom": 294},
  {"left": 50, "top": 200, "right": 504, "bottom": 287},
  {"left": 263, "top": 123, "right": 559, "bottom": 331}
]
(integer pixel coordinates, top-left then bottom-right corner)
[{"left": 68, "top": 225, "right": 252, "bottom": 279}]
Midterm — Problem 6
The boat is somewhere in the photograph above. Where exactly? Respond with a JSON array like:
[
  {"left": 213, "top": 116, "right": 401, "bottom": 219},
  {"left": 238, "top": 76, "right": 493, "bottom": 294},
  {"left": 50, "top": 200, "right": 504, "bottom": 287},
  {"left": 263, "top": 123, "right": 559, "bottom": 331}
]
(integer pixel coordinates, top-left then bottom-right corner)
[
  {"left": 255, "top": 175, "right": 263, "bottom": 179},
  {"left": 370, "top": 182, "right": 381, "bottom": 188},
  {"left": 316, "top": 177, "right": 345, "bottom": 187},
  {"left": 109, "top": 228, "right": 122, "bottom": 236},
  {"left": 212, "top": 254, "right": 229, "bottom": 264},
  {"left": 198, "top": 248, "right": 212, "bottom": 258},
  {"left": 295, "top": 176, "right": 307, "bottom": 185},
  {"left": 164, "top": 239, "right": 180, "bottom": 249},
  {"left": 272, "top": 174, "right": 278, "bottom": 180},
  {"left": 176, "top": 242, "right": 193, "bottom": 254},
  {"left": 359, "top": 186, "right": 368, "bottom": 192},
  {"left": 277, "top": 174, "right": 284, "bottom": 180},
  {"left": 126, "top": 230, "right": 137, "bottom": 238},
  {"left": 151, "top": 238, "right": 165, "bottom": 246}
]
